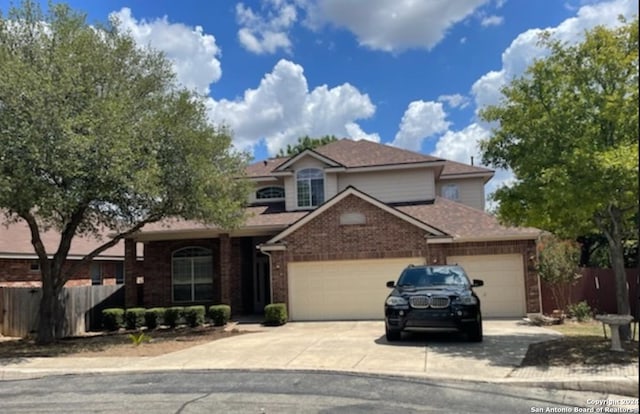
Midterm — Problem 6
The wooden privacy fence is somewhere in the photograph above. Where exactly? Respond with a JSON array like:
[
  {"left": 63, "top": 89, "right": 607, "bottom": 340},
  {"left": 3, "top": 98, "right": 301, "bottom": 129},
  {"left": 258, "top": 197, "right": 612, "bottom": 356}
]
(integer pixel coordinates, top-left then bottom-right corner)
[{"left": 0, "top": 285, "right": 124, "bottom": 338}]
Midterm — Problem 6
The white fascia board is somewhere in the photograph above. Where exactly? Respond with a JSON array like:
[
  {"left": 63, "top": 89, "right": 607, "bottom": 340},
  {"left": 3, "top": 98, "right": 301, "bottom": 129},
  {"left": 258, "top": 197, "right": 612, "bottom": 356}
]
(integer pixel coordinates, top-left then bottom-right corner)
[
  {"left": 425, "top": 237, "right": 454, "bottom": 244},
  {"left": 248, "top": 176, "right": 280, "bottom": 182},
  {"left": 257, "top": 243, "right": 287, "bottom": 252},
  {"left": 274, "top": 149, "right": 342, "bottom": 171},
  {"left": 454, "top": 234, "right": 540, "bottom": 243},
  {"left": 342, "top": 161, "right": 445, "bottom": 173}
]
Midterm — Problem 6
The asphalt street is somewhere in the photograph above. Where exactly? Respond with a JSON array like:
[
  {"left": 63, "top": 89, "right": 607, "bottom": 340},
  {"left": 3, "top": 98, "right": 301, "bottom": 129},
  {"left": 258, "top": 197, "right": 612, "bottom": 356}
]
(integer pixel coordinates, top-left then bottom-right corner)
[{"left": 1, "top": 370, "right": 635, "bottom": 414}]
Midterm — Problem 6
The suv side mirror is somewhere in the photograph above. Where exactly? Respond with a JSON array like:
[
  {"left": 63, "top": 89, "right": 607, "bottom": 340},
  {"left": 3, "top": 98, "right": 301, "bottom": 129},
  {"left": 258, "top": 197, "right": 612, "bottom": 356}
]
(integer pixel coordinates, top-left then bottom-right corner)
[
  {"left": 386, "top": 281, "right": 395, "bottom": 288},
  {"left": 472, "top": 279, "right": 484, "bottom": 287}
]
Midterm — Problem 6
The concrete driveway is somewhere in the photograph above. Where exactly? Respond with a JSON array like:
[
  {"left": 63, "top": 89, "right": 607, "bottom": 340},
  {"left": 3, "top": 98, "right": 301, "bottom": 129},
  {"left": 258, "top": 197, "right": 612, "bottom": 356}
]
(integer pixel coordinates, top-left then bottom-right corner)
[{"left": 129, "top": 320, "right": 562, "bottom": 381}]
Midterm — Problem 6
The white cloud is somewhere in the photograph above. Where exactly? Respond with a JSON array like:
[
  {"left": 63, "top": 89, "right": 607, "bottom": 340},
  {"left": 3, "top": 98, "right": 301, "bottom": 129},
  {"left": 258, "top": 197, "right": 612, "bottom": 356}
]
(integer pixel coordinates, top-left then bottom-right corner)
[
  {"left": 345, "top": 122, "right": 381, "bottom": 142},
  {"left": 438, "top": 94, "right": 470, "bottom": 109},
  {"left": 111, "top": 8, "right": 222, "bottom": 95},
  {"left": 236, "top": 1, "right": 297, "bottom": 54},
  {"left": 303, "top": 0, "right": 490, "bottom": 52},
  {"left": 392, "top": 101, "right": 450, "bottom": 151},
  {"left": 206, "top": 59, "right": 376, "bottom": 155},
  {"left": 471, "top": 0, "right": 638, "bottom": 112},
  {"left": 480, "top": 15, "right": 504, "bottom": 27},
  {"left": 435, "top": 0, "right": 638, "bottom": 208}
]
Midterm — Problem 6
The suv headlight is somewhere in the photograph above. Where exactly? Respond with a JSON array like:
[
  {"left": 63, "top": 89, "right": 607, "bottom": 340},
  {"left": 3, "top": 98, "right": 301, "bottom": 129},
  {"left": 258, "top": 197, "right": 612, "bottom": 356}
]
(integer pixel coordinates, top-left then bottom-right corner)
[
  {"left": 385, "top": 296, "right": 408, "bottom": 306},
  {"left": 454, "top": 295, "right": 478, "bottom": 305}
]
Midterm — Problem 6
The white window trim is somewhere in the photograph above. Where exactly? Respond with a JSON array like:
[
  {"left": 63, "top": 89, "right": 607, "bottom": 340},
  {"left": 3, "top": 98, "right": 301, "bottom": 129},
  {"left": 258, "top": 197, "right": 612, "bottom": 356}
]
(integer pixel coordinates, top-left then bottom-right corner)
[
  {"left": 442, "top": 184, "right": 460, "bottom": 201},
  {"left": 296, "top": 168, "right": 325, "bottom": 208},
  {"left": 255, "top": 186, "right": 285, "bottom": 202}
]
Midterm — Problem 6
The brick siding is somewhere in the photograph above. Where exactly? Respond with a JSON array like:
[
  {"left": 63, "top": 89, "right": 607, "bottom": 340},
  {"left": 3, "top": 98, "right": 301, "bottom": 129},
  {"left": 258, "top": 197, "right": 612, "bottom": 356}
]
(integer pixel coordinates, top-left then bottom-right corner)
[
  {"left": 269, "top": 194, "right": 541, "bottom": 314},
  {"left": 0, "top": 258, "right": 122, "bottom": 288}
]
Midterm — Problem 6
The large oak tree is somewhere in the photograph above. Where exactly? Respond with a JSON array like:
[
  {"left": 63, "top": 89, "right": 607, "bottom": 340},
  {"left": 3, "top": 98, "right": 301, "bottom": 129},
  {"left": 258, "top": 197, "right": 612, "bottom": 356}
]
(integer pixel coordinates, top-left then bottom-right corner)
[
  {"left": 480, "top": 18, "right": 638, "bottom": 337},
  {"left": 0, "top": 1, "right": 250, "bottom": 343}
]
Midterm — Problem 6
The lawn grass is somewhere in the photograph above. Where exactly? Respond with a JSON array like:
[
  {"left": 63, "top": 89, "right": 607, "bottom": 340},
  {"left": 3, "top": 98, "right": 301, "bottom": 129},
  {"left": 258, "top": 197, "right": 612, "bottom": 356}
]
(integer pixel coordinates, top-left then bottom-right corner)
[{"left": 549, "top": 319, "right": 640, "bottom": 341}]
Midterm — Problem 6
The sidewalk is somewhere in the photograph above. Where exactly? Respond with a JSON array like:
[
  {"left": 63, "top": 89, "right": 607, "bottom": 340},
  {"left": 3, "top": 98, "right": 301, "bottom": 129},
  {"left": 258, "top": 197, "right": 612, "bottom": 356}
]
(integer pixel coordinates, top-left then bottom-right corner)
[{"left": 1, "top": 320, "right": 638, "bottom": 398}]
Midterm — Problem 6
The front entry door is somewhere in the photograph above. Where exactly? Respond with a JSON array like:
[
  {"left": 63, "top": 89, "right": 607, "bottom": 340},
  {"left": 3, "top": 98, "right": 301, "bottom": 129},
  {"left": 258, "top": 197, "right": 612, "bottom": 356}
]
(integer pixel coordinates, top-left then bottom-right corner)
[{"left": 254, "top": 256, "right": 270, "bottom": 312}]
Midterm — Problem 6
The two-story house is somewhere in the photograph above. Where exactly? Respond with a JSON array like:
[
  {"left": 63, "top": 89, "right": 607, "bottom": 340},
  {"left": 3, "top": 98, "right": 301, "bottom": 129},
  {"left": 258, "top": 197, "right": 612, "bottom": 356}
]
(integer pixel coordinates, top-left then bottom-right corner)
[{"left": 124, "top": 139, "right": 542, "bottom": 320}]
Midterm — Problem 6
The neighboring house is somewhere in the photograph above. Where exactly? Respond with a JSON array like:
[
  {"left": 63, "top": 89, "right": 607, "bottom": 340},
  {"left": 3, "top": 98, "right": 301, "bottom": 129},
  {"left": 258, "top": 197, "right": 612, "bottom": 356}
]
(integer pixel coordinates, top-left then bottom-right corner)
[
  {"left": 124, "top": 139, "right": 542, "bottom": 320},
  {"left": 0, "top": 219, "right": 127, "bottom": 287}
]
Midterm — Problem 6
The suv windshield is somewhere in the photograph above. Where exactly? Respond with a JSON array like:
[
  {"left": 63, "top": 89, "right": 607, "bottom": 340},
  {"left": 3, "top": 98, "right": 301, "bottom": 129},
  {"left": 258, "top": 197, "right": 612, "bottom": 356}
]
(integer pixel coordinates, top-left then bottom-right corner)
[{"left": 397, "top": 266, "right": 470, "bottom": 287}]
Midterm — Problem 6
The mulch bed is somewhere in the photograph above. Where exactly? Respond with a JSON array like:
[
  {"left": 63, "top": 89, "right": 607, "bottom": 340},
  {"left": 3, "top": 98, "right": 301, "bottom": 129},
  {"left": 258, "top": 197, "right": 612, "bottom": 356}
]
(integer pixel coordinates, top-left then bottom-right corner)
[{"left": 521, "top": 336, "right": 639, "bottom": 366}]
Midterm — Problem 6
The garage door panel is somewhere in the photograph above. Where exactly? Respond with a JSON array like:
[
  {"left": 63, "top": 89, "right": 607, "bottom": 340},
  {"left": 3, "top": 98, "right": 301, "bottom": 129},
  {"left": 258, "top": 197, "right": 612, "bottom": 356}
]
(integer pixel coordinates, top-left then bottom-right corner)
[
  {"left": 288, "top": 258, "right": 424, "bottom": 321},
  {"left": 447, "top": 254, "right": 525, "bottom": 318}
]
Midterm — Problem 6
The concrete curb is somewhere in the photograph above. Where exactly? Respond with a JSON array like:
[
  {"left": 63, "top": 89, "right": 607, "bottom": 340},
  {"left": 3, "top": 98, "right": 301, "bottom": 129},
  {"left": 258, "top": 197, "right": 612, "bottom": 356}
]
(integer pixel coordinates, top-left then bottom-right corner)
[{"left": 1, "top": 366, "right": 638, "bottom": 397}]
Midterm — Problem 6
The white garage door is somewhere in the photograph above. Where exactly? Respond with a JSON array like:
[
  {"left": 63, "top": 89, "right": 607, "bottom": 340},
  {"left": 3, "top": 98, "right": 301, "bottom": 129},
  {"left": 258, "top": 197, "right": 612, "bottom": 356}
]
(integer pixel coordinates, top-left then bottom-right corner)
[
  {"left": 288, "top": 258, "right": 424, "bottom": 320},
  {"left": 447, "top": 254, "right": 525, "bottom": 318}
]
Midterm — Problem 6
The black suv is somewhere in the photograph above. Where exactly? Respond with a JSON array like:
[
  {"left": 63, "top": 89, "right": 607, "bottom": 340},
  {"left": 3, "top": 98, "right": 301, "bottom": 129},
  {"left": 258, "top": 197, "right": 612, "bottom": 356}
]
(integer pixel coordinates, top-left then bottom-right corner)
[{"left": 384, "top": 265, "right": 484, "bottom": 342}]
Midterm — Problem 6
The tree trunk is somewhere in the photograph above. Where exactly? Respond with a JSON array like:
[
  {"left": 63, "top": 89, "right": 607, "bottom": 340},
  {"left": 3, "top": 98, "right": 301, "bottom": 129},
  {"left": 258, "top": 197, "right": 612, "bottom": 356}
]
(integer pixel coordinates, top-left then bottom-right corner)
[
  {"left": 36, "top": 270, "right": 66, "bottom": 344},
  {"left": 600, "top": 205, "right": 632, "bottom": 340}
]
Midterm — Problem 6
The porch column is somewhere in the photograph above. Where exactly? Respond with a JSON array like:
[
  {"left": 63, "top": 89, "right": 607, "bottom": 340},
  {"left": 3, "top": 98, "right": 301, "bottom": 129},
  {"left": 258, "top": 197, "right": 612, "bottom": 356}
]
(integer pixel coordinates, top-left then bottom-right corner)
[
  {"left": 219, "top": 234, "right": 232, "bottom": 305},
  {"left": 124, "top": 238, "right": 137, "bottom": 307}
]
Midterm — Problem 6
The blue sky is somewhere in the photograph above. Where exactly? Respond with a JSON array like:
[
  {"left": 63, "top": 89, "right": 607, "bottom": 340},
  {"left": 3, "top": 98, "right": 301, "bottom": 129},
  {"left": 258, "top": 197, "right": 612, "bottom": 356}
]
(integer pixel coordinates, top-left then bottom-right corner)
[{"left": 1, "top": 0, "right": 637, "bottom": 197}]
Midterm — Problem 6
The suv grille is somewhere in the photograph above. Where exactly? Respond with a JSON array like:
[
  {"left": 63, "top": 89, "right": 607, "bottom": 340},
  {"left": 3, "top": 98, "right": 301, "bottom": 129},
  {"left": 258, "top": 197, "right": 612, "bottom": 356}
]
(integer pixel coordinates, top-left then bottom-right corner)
[{"left": 409, "top": 296, "right": 450, "bottom": 309}]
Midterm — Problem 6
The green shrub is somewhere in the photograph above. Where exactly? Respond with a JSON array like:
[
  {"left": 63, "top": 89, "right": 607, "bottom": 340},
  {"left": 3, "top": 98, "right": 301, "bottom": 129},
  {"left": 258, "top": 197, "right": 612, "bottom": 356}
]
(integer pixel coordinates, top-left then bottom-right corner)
[
  {"left": 144, "top": 308, "right": 165, "bottom": 329},
  {"left": 567, "top": 301, "right": 592, "bottom": 322},
  {"left": 164, "top": 306, "right": 184, "bottom": 328},
  {"left": 102, "top": 308, "right": 124, "bottom": 331},
  {"left": 183, "top": 305, "right": 206, "bottom": 327},
  {"left": 208, "top": 305, "right": 231, "bottom": 326},
  {"left": 264, "top": 303, "right": 287, "bottom": 326},
  {"left": 124, "top": 307, "right": 146, "bottom": 330}
]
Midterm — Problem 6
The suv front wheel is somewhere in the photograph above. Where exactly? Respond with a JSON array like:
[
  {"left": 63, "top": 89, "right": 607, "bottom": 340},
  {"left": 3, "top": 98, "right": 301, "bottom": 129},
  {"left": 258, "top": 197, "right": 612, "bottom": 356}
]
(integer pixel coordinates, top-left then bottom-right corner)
[
  {"left": 385, "top": 326, "right": 401, "bottom": 342},
  {"left": 466, "top": 313, "right": 483, "bottom": 342}
]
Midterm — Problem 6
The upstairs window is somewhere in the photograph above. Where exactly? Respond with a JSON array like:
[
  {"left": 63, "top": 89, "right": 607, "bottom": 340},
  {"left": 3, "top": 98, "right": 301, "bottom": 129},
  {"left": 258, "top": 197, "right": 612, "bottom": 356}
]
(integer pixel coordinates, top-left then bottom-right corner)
[
  {"left": 297, "top": 168, "right": 324, "bottom": 208},
  {"left": 256, "top": 186, "right": 285, "bottom": 201},
  {"left": 442, "top": 184, "right": 460, "bottom": 201}
]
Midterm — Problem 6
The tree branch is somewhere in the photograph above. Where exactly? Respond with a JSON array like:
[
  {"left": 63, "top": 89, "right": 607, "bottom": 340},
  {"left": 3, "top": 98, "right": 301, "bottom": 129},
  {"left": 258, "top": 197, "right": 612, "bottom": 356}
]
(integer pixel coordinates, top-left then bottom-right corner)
[{"left": 63, "top": 215, "right": 160, "bottom": 280}]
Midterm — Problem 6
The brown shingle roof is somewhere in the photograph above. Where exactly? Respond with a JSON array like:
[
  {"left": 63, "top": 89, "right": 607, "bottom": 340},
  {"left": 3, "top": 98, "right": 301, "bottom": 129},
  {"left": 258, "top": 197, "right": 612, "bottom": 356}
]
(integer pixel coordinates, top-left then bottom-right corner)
[
  {"left": 136, "top": 203, "right": 307, "bottom": 236},
  {"left": 0, "top": 220, "right": 124, "bottom": 258},
  {"left": 245, "top": 139, "right": 493, "bottom": 177},
  {"left": 396, "top": 197, "right": 539, "bottom": 241},
  {"left": 313, "top": 139, "right": 441, "bottom": 167},
  {"left": 441, "top": 159, "right": 493, "bottom": 176}
]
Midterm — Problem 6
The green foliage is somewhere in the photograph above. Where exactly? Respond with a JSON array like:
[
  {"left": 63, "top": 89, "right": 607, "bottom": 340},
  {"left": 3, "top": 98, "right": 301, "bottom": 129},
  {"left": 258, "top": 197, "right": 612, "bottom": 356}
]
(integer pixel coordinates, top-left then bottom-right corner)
[
  {"left": 128, "top": 331, "right": 151, "bottom": 347},
  {"left": 163, "top": 307, "right": 184, "bottom": 328},
  {"left": 123, "top": 307, "right": 146, "bottom": 330},
  {"left": 276, "top": 135, "right": 338, "bottom": 157},
  {"left": 183, "top": 305, "right": 206, "bottom": 328},
  {"left": 144, "top": 308, "right": 165, "bottom": 330},
  {"left": 479, "top": 19, "right": 638, "bottom": 323},
  {"left": 102, "top": 308, "right": 124, "bottom": 331},
  {"left": 567, "top": 301, "right": 592, "bottom": 322},
  {"left": 208, "top": 305, "right": 231, "bottom": 326},
  {"left": 537, "top": 234, "right": 581, "bottom": 312},
  {"left": 264, "top": 303, "right": 288, "bottom": 326},
  {"left": 480, "top": 19, "right": 639, "bottom": 240},
  {"left": 0, "top": 1, "right": 250, "bottom": 343}
]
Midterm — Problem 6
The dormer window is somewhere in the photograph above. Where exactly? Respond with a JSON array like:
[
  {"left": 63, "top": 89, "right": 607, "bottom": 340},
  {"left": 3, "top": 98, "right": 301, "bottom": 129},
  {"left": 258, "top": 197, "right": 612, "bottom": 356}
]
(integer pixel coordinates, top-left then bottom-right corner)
[
  {"left": 256, "top": 186, "right": 285, "bottom": 201},
  {"left": 442, "top": 184, "right": 460, "bottom": 201},
  {"left": 297, "top": 168, "right": 324, "bottom": 208}
]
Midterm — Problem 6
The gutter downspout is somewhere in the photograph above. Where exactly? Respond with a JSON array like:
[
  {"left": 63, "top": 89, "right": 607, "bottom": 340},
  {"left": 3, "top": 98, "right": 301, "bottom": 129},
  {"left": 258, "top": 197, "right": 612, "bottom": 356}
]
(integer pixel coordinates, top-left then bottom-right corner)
[{"left": 257, "top": 244, "right": 274, "bottom": 304}]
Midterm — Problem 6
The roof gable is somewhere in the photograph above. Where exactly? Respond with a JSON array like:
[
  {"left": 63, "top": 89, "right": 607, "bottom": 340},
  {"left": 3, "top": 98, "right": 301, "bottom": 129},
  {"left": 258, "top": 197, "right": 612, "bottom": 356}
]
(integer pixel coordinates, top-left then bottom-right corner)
[
  {"left": 263, "top": 186, "right": 447, "bottom": 246},
  {"left": 273, "top": 148, "right": 343, "bottom": 172}
]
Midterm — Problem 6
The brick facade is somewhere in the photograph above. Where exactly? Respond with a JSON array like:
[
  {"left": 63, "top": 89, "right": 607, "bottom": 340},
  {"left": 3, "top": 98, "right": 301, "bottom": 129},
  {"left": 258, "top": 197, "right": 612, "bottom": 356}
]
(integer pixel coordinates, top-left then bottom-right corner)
[
  {"left": 130, "top": 195, "right": 541, "bottom": 317},
  {"left": 269, "top": 194, "right": 541, "bottom": 314},
  {"left": 136, "top": 237, "right": 248, "bottom": 313},
  {"left": 0, "top": 258, "right": 122, "bottom": 287}
]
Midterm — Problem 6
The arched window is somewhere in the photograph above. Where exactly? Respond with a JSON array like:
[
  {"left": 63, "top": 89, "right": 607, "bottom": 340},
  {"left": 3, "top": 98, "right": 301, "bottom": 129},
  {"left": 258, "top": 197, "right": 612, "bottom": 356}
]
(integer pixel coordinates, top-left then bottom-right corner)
[
  {"left": 256, "top": 186, "right": 285, "bottom": 200},
  {"left": 172, "top": 247, "right": 213, "bottom": 302},
  {"left": 297, "top": 168, "right": 324, "bottom": 208}
]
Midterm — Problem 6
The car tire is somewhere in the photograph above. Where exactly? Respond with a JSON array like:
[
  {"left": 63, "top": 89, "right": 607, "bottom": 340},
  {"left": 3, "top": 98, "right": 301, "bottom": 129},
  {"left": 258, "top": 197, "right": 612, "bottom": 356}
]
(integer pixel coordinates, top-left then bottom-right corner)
[
  {"left": 467, "top": 314, "right": 483, "bottom": 342},
  {"left": 385, "top": 327, "right": 401, "bottom": 342}
]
